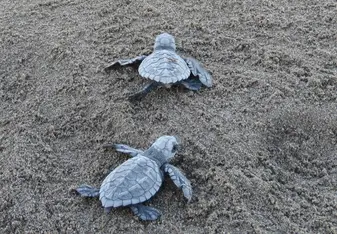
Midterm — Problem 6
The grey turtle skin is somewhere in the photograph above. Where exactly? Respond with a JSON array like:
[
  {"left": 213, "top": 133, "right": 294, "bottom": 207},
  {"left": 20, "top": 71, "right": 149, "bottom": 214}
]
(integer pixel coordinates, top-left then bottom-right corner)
[
  {"left": 104, "top": 33, "right": 213, "bottom": 100},
  {"left": 74, "top": 136, "right": 192, "bottom": 221}
]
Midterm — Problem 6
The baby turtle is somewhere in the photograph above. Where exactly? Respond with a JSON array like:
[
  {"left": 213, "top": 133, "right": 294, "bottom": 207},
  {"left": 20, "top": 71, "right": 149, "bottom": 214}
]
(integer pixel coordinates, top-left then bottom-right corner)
[
  {"left": 74, "top": 136, "right": 192, "bottom": 221},
  {"left": 104, "top": 33, "right": 213, "bottom": 100}
]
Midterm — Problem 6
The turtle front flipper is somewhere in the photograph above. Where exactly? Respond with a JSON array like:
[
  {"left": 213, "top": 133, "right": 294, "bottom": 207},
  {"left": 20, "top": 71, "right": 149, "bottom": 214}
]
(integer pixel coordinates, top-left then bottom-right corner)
[
  {"left": 129, "top": 82, "right": 159, "bottom": 101},
  {"left": 130, "top": 204, "right": 162, "bottom": 221},
  {"left": 184, "top": 57, "right": 213, "bottom": 88},
  {"left": 107, "top": 144, "right": 144, "bottom": 157},
  {"left": 164, "top": 164, "right": 192, "bottom": 202},
  {"left": 179, "top": 79, "right": 203, "bottom": 91},
  {"left": 104, "top": 55, "right": 147, "bottom": 72},
  {"left": 74, "top": 184, "right": 100, "bottom": 197}
]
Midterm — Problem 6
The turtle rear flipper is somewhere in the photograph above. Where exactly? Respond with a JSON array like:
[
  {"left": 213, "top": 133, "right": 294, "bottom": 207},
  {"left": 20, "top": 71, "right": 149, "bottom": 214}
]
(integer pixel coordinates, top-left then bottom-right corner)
[
  {"left": 129, "top": 82, "right": 159, "bottom": 101},
  {"left": 130, "top": 204, "right": 161, "bottom": 221},
  {"left": 75, "top": 184, "right": 100, "bottom": 197},
  {"left": 179, "top": 79, "right": 203, "bottom": 91}
]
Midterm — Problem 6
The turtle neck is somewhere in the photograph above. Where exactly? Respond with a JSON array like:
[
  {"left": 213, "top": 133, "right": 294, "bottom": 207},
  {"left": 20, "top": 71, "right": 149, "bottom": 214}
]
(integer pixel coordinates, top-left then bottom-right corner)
[{"left": 143, "top": 146, "right": 167, "bottom": 167}]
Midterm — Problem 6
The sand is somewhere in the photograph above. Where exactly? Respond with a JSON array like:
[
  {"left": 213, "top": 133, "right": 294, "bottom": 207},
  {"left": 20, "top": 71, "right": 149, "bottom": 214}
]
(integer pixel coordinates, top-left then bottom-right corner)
[{"left": 1, "top": 0, "right": 336, "bottom": 233}]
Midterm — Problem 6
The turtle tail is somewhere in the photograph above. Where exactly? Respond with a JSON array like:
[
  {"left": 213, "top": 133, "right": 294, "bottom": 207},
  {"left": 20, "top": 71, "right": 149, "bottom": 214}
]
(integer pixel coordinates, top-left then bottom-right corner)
[{"left": 74, "top": 184, "right": 99, "bottom": 197}]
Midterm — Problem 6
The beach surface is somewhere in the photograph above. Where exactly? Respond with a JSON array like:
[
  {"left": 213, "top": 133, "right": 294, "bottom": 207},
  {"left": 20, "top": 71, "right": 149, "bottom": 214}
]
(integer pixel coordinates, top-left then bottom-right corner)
[{"left": 1, "top": 0, "right": 336, "bottom": 233}]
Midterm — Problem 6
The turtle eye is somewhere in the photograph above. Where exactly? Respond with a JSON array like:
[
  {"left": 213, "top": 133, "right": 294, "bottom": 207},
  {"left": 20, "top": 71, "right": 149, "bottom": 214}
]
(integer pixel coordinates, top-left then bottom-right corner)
[{"left": 171, "top": 144, "right": 179, "bottom": 153}]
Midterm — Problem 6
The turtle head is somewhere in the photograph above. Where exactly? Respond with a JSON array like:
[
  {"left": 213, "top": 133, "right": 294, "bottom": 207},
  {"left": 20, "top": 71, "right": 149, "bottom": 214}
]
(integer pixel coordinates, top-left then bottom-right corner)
[
  {"left": 146, "top": 135, "right": 180, "bottom": 166},
  {"left": 154, "top": 33, "right": 176, "bottom": 51}
]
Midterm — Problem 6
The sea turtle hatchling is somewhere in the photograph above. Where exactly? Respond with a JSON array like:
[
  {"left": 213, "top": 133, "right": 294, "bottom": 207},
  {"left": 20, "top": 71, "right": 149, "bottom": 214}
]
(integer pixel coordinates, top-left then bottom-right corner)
[
  {"left": 104, "top": 32, "right": 213, "bottom": 100},
  {"left": 74, "top": 136, "right": 192, "bottom": 221}
]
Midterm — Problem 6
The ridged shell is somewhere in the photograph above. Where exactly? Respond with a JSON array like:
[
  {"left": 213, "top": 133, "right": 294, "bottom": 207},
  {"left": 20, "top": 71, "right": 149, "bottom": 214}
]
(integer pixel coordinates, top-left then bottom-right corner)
[
  {"left": 99, "top": 156, "right": 162, "bottom": 208},
  {"left": 138, "top": 50, "right": 190, "bottom": 84}
]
